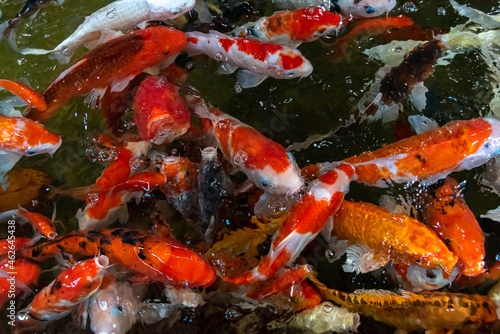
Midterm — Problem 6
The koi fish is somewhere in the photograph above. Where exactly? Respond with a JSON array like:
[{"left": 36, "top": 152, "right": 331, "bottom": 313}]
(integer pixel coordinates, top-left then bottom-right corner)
[
  {"left": 0, "top": 207, "right": 56, "bottom": 239},
  {"left": 198, "top": 147, "right": 226, "bottom": 229},
  {"left": 389, "top": 263, "right": 459, "bottom": 292},
  {"left": 0, "top": 0, "right": 61, "bottom": 52},
  {"left": 0, "top": 258, "right": 41, "bottom": 308},
  {"left": 194, "top": 103, "right": 303, "bottom": 196},
  {"left": 223, "top": 163, "right": 353, "bottom": 284},
  {"left": 329, "top": 201, "right": 458, "bottom": 274},
  {"left": 311, "top": 277, "right": 498, "bottom": 332},
  {"left": 133, "top": 75, "right": 191, "bottom": 145},
  {"left": 328, "top": 15, "right": 415, "bottom": 61},
  {"left": 0, "top": 115, "right": 61, "bottom": 189},
  {"left": 421, "top": 177, "right": 485, "bottom": 276},
  {"left": 77, "top": 171, "right": 166, "bottom": 230},
  {"left": 0, "top": 168, "right": 50, "bottom": 212},
  {"left": 185, "top": 31, "right": 313, "bottom": 88},
  {"left": 358, "top": 40, "right": 444, "bottom": 122},
  {"left": 449, "top": 0, "right": 500, "bottom": 30},
  {"left": 231, "top": 7, "right": 342, "bottom": 46},
  {"left": 343, "top": 117, "right": 500, "bottom": 187},
  {"left": 18, "top": 255, "right": 108, "bottom": 324},
  {"left": 0, "top": 79, "right": 46, "bottom": 111},
  {"left": 25, "top": 26, "right": 187, "bottom": 123},
  {"left": 18, "top": 227, "right": 217, "bottom": 287},
  {"left": 20, "top": 0, "right": 195, "bottom": 63},
  {"left": 0, "top": 237, "right": 32, "bottom": 256},
  {"left": 337, "top": 0, "right": 397, "bottom": 18}
]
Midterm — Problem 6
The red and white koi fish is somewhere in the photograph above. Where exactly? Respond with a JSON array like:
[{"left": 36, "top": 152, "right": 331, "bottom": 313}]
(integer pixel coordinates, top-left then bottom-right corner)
[
  {"left": 18, "top": 227, "right": 217, "bottom": 287},
  {"left": 77, "top": 171, "right": 166, "bottom": 230},
  {"left": 17, "top": 255, "right": 108, "bottom": 325},
  {"left": 329, "top": 201, "right": 458, "bottom": 274},
  {"left": 194, "top": 103, "right": 303, "bottom": 196},
  {"left": 0, "top": 258, "right": 41, "bottom": 308},
  {"left": 0, "top": 115, "right": 61, "bottom": 189},
  {"left": 231, "top": 7, "right": 342, "bottom": 46},
  {"left": 185, "top": 31, "right": 313, "bottom": 88},
  {"left": 421, "top": 177, "right": 485, "bottom": 276},
  {"left": 20, "top": 0, "right": 195, "bottom": 63},
  {"left": 0, "top": 207, "right": 56, "bottom": 239},
  {"left": 25, "top": 26, "right": 187, "bottom": 123},
  {"left": 343, "top": 117, "right": 500, "bottom": 187},
  {"left": 133, "top": 75, "right": 191, "bottom": 145},
  {"left": 223, "top": 163, "right": 353, "bottom": 284}
]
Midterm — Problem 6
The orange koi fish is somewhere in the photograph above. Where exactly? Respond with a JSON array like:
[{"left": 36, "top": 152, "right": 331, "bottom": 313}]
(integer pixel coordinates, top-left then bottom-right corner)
[
  {"left": 133, "top": 75, "right": 191, "bottom": 145},
  {"left": 185, "top": 31, "right": 312, "bottom": 88},
  {"left": 26, "top": 26, "right": 187, "bottom": 123},
  {"left": 0, "top": 115, "right": 61, "bottom": 156},
  {"left": 0, "top": 168, "right": 50, "bottom": 212},
  {"left": 421, "top": 177, "right": 485, "bottom": 276},
  {"left": 18, "top": 255, "right": 108, "bottom": 323},
  {"left": 331, "top": 201, "right": 458, "bottom": 273},
  {"left": 0, "top": 237, "right": 31, "bottom": 256},
  {"left": 343, "top": 117, "right": 500, "bottom": 187},
  {"left": 224, "top": 163, "right": 353, "bottom": 284},
  {"left": 18, "top": 227, "right": 217, "bottom": 287},
  {"left": 0, "top": 258, "right": 41, "bottom": 308},
  {"left": 0, "top": 79, "right": 46, "bottom": 111},
  {"left": 311, "top": 278, "right": 498, "bottom": 332},
  {"left": 231, "top": 7, "right": 342, "bottom": 46},
  {"left": 329, "top": 15, "right": 414, "bottom": 60},
  {"left": 0, "top": 207, "right": 56, "bottom": 239},
  {"left": 194, "top": 104, "right": 303, "bottom": 196}
]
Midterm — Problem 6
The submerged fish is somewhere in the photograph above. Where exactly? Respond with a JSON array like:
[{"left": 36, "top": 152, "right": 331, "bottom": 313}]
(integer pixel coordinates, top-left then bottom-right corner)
[
  {"left": 0, "top": 0, "right": 61, "bottom": 52},
  {"left": 0, "top": 207, "right": 56, "bottom": 239},
  {"left": 231, "top": 7, "right": 342, "bottom": 46},
  {"left": 133, "top": 75, "right": 191, "bottom": 145},
  {"left": 343, "top": 117, "right": 500, "bottom": 187},
  {"left": 20, "top": 0, "right": 195, "bottom": 63},
  {"left": 0, "top": 258, "right": 41, "bottom": 308},
  {"left": 25, "top": 26, "right": 187, "bottom": 123},
  {"left": 185, "top": 31, "right": 313, "bottom": 88},
  {"left": 194, "top": 103, "right": 303, "bottom": 196},
  {"left": 337, "top": 0, "right": 396, "bottom": 18}
]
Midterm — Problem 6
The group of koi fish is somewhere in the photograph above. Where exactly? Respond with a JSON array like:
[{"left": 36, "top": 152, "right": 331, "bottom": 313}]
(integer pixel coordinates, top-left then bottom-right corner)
[{"left": 1, "top": 0, "right": 500, "bottom": 333}]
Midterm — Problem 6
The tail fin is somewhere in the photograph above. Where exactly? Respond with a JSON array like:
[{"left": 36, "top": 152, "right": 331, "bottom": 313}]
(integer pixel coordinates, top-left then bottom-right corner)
[{"left": 0, "top": 20, "right": 20, "bottom": 52}]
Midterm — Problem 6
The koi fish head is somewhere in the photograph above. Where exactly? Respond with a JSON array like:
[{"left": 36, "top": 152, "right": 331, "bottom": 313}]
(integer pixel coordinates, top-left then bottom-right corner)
[
  {"left": 297, "top": 7, "right": 343, "bottom": 41},
  {"left": 338, "top": 0, "right": 397, "bottom": 18},
  {"left": 136, "top": 26, "right": 187, "bottom": 61},
  {"left": 275, "top": 51, "right": 313, "bottom": 79},
  {"left": 133, "top": 76, "right": 191, "bottom": 145},
  {"left": 146, "top": 0, "right": 195, "bottom": 18}
]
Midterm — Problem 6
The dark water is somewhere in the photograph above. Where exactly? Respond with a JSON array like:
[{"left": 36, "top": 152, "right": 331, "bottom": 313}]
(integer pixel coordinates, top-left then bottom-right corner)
[{"left": 0, "top": 0, "right": 500, "bottom": 333}]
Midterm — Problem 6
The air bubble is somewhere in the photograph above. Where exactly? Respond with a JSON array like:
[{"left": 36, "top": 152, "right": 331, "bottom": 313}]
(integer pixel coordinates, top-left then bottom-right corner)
[
  {"left": 215, "top": 52, "right": 224, "bottom": 60},
  {"left": 234, "top": 83, "right": 243, "bottom": 94},
  {"left": 225, "top": 306, "right": 242, "bottom": 320},
  {"left": 88, "top": 193, "right": 99, "bottom": 206},
  {"left": 269, "top": 199, "right": 286, "bottom": 218},
  {"left": 322, "top": 302, "right": 333, "bottom": 313},
  {"left": 437, "top": 7, "right": 446, "bottom": 15},
  {"left": 325, "top": 249, "right": 336, "bottom": 262},
  {"left": 233, "top": 151, "right": 248, "bottom": 165},
  {"left": 402, "top": 2, "right": 418, "bottom": 13}
]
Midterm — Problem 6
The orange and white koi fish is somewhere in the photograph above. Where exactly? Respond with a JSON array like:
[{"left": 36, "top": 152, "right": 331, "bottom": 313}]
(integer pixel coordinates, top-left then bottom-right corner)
[
  {"left": 0, "top": 258, "right": 41, "bottom": 308},
  {"left": 18, "top": 227, "right": 216, "bottom": 287},
  {"left": 20, "top": 0, "right": 195, "bottom": 63},
  {"left": 185, "top": 31, "right": 313, "bottom": 88},
  {"left": 389, "top": 263, "right": 459, "bottom": 292},
  {"left": 26, "top": 26, "right": 187, "bottom": 123},
  {"left": 133, "top": 75, "right": 191, "bottom": 145},
  {"left": 0, "top": 207, "right": 56, "bottom": 239},
  {"left": 343, "top": 117, "right": 500, "bottom": 187},
  {"left": 329, "top": 201, "right": 458, "bottom": 274},
  {"left": 194, "top": 103, "right": 303, "bottom": 196},
  {"left": 231, "top": 7, "right": 342, "bottom": 46},
  {"left": 77, "top": 171, "right": 166, "bottom": 230},
  {"left": 0, "top": 115, "right": 61, "bottom": 189},
  {"left": 18, "top": 255, "right": 108, "bottom": 324},
  {"left": 421, "top": 177, "right": 485, "bottom": 276},
  {"left": 224, "top": 163, "right": 353, "bottom": 284},
  {"left": 160, "top": 155, "right": 199, "bottom": 218},
  {"left": 311, "top": 277, "right": 498, "bottom": 332},
  {"left": 0, "top": 79, "right": 46, "bottom": 111}
]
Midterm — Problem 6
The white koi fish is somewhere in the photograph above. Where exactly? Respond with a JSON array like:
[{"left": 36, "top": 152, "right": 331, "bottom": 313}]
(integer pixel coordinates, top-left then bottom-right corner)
[
  {"left": 20, "top": 0, "right": 195, "bottom": 64},
  {"left": 185, "top": 31, "right": 313, "bottom": 88}
]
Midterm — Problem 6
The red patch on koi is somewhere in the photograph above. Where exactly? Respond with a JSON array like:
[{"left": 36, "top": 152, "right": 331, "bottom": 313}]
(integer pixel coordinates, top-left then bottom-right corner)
[
  {"left": 219, "top": 38, "right": 236, "bottom": 52},
  {"left": 236, "top": 39, "right": 282, "bottom": 61},
  {"left": 280, "top": 53, "right": 304, "bottom": 70}
]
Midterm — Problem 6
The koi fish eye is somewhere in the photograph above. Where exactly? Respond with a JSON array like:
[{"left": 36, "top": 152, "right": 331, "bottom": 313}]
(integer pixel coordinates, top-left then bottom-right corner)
[
  {"left": 364, "top": 6, "right": 376, "bottom": 14},
  {"left": 260, "top": 177, "right": 270, "bottom": 187},
  {"left": 25, "top": 148, "right": 36, "bottom": 155}
]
